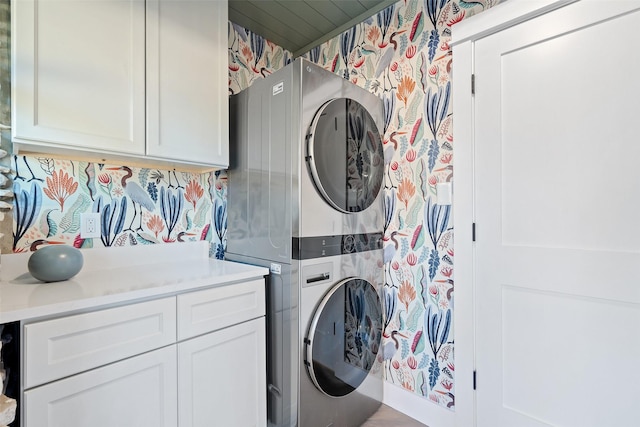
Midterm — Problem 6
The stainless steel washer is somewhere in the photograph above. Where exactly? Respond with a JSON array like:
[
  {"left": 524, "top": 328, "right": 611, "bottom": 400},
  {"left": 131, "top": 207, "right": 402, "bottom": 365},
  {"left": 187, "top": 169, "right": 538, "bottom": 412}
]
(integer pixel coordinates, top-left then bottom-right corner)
[{"left": 227, "top": 58, "right": 385, "bottom": 427}]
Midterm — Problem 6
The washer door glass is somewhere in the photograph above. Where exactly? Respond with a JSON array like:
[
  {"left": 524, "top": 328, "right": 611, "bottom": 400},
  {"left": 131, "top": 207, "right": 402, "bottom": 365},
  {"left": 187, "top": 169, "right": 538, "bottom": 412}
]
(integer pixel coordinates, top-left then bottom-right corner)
[
  {"left": 305, "top": 278, "right": 383, "bottom": 397},
  {"left": 307, "top": 98, "right": 384, "bottom": 213}
]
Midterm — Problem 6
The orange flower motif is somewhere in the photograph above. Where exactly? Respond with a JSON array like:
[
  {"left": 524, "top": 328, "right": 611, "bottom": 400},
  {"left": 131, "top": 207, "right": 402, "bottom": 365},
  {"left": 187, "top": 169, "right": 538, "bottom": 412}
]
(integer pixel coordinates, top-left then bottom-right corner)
[
  {"left": 401, "top": 380, "right": 414, "bottom": 391},
  {"left": 397, "top": 177, "right": 416, "bottom": 210},
  {"left": 396, "top": 75, "right": 416, "bottom": 108},
  {"left": 43, "top": 170, "right": 78, "bottom": 212},
  {"left": 241, "top": 44, "right": 253, "bottom": 62},
  {"left": 147, "top": 214, "right": 165, "bottom": 238},
  {"left": 185, "top": 179, "right": 204, "bottom": 210},
  {"left": 398, "top": 280, "right": 417, "bottom": 311},
  {"left": 367, "top": 26, "right": 381, "bottom": 43}
]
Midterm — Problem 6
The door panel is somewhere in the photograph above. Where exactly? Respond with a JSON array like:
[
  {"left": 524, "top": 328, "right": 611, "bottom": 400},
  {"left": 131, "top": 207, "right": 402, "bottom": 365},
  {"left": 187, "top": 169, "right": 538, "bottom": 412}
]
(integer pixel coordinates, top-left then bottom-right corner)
[
  {"left": 474, "top": 2, "right": 640, "bottom": 426},
  {"left": 24, "top": 346, "right": 177, "bottom": 427}
]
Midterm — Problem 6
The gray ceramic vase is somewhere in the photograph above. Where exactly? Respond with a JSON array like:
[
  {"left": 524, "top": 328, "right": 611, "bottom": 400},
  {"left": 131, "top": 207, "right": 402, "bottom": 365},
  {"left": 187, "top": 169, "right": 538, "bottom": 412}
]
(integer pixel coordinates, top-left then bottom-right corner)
[{"left": 28, "top": 245, "right": 84, "bottom": 282}]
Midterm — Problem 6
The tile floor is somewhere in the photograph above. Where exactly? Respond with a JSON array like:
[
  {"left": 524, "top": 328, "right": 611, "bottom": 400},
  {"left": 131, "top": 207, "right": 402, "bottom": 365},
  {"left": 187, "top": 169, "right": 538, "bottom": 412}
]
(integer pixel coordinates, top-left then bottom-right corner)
[{"left": 360, "top": 404, "right": 428, "bottom": 427}]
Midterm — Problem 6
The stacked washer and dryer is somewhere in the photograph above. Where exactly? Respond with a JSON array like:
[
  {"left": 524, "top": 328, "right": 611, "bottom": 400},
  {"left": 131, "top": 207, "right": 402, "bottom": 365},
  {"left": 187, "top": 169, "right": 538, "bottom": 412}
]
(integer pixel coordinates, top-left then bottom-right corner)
[{"left": 226, "top": 58, "right": 386, "bottom": 427}]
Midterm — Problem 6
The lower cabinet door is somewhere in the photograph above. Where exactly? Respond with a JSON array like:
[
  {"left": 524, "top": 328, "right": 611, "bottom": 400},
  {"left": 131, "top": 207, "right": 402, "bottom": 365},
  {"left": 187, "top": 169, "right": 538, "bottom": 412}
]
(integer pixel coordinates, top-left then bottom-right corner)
[
  {"left": 24, "top": 346, "right": 177, "bottom": 427},
  {"left": 178, "top": 317, "right": 267, "bottom": 427}
]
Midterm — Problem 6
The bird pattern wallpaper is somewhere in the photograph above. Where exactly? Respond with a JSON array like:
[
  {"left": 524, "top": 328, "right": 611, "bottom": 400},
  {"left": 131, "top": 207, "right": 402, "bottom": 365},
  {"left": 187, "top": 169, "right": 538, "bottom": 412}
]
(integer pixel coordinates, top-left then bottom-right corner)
[
  {"left": 228, "top": 21, "right": 292, "bottom": 95},
  {"left": 11, "top": 156, "right": 228, "bottom": 256}
]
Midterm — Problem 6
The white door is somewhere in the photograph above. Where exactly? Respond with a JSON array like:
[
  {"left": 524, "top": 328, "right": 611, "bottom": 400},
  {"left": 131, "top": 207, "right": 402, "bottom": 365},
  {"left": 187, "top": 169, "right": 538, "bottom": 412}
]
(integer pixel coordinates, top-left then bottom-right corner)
[
  {"left": 24, "top": 346, "right": 177, "bottom": 427},
  {"left": 473, "top": 2, "right": 640, "bottom": 426},
  {"left": 177, "top": 317, "right": 267, "bottom": 427},
  {"left": 146, "top": 0, "right": 229, "bottom": 166}
]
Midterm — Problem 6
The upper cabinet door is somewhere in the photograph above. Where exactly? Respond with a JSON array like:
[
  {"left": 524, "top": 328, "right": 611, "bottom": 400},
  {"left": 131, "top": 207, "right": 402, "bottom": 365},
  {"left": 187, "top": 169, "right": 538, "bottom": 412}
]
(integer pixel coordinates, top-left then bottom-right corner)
[
  {"left": 146, "top": 0, "right": 229, "bottom": 167},
  {"left": 12, "top": 0, "right": 146, "bottom": 155}
]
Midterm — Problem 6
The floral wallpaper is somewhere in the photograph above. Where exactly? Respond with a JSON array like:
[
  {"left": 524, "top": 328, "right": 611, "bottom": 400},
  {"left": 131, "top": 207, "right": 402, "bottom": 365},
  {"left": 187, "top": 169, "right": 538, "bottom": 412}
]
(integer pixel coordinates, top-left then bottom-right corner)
[
  {"left": 11, "top": 156, "right": 228, "bottom": 256},
  {"left": 228, "top": 22, "right": 292, "bottom": 95},
  {"left": 297, "top": 0, "right": 503, "bottom": 410}
]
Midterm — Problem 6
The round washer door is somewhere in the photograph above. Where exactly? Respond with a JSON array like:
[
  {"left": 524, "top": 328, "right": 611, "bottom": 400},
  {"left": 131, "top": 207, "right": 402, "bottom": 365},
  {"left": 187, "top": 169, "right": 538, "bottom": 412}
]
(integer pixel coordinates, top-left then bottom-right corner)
[
  {"left": 306, "top": 98, "right": 384, "bottom": 213},
  {"left": 305, "top": 278, "right": 383, "bottom": 397}
]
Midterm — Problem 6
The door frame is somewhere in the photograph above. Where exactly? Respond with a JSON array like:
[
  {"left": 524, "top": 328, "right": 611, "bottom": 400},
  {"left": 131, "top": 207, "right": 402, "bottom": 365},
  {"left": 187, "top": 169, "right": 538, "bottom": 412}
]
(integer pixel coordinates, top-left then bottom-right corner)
[{"left": 450, "top": 1, "right": 578, "bottom": 426}]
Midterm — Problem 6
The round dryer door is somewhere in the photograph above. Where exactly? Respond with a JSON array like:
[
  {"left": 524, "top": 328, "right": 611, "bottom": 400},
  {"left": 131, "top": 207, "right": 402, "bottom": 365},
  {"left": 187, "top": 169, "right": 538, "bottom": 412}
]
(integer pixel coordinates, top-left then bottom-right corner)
[
  {"left": 306, "top": 98, "right": 384, "bottom": 213},
  {"left": 305, "top": 278, "right": 383, "bottom": 397}
]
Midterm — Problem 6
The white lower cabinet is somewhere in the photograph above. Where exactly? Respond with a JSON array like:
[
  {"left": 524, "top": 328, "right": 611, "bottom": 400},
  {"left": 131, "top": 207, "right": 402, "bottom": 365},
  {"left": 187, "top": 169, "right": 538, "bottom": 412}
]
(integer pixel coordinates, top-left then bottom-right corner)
[
  {"left": 22, "top": 279, "right": 267, "bottom": 426},
  {"left": 178, "top": 317, "right": 267, "bottom": 427},
  {"left": 24, "top": 346, "right": 178, "bottom": 427}
]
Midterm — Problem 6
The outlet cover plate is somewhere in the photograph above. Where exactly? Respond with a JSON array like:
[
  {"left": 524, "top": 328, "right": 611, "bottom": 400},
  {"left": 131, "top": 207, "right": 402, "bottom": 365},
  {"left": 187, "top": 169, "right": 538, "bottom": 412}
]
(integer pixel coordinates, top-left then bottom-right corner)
[{"left": 80, "top": 213, "right": 101, "bottom": 238}]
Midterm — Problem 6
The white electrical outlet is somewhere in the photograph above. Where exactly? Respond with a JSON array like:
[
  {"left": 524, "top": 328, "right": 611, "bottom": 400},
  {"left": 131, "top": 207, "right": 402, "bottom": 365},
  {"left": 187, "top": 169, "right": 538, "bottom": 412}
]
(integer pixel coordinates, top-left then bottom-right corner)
[{"left": 80, "top": 213, "right": 101, "bottom": 238}]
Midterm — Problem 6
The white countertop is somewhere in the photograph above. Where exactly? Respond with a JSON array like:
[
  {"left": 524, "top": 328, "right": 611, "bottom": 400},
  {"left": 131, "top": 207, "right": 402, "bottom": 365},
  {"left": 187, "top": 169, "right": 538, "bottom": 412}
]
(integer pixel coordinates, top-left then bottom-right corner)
[{"left": 0, "top": 241, "right": 268, "bottom": 324}]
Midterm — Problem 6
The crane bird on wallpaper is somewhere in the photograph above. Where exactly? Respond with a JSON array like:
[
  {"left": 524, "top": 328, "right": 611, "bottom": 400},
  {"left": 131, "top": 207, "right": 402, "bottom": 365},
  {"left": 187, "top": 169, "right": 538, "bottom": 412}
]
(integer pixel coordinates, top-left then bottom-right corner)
[{"left": 107, "top": 166, "right": 155, "bottom": 232}]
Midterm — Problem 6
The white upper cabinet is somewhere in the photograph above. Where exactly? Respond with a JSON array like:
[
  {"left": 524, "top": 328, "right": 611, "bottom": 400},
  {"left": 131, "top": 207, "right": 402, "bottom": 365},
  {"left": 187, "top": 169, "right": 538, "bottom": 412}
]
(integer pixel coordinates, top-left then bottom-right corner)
[
  {"left": 146, "top": 0, "right": 228, "bottom": 166},
  {"left": 12, "top": 0, "right": 228, "bottom": 171},
  {"left": 12, "top": 0, "right": 146, "bottom": 156}
]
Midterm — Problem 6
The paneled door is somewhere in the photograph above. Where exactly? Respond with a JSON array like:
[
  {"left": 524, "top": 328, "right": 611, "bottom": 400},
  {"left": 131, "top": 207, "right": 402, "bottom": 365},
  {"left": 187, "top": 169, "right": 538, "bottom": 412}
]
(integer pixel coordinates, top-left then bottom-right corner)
[{"left": 473, "top": 2, "right": 640, "bottom": 426}]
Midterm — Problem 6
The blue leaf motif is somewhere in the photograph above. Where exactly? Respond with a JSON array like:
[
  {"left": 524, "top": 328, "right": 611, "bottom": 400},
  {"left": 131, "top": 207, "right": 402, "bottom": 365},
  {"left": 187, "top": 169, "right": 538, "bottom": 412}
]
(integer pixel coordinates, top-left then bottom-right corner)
[
  {"left": 13, "top": 181, "right": 43, "bottom": 250},
  {"left": 400, "top": 338, "right": 410, "bottom": 359},
  {"left": 418, "top": 353, "right": 429, "bottom": 369},
  {"left": 160, "top": 187, "right": 184, "bottom": 239},
  {"left": 308, "top": 46, "right": 321, "bottom": 63},
  {"left": 376, "top": 4, "right": 395, "bottom": 40},
  {"left": 384, "top": 188, "right": 396, "bottom": 233},
  {"left": 428, "top": 248, "right": 439, "bottom": 280},
  {"left": 214, "top": 242, "right": 225, "bottom": 260},
  {"left": 98, "top": 196, "right": 128, "bottom": 247},
  {"left": 384, "top": 287, "right": 398, "bottom": 332},
  {"left": 213, "top": 198, "right": 227, "bottom": 242},
  {"left": 428, "top": 29, "right": 439, "bottom": 62},
  {"left": 425, "top": 305, "right": 452, "bottom": 357},
  {"left": 340, "top": 26, "right": 357, "bottom": 69},
  {"left": 250, "top": 32, "right": 265, "bottom": 67},
  {"left": 424, "top": 81, "right": 451, "bottom": 140},
  {"left": 383, "top": 91, "right": 396, "bottom": 134},
  {"left": 425, "top": 197, "right": 451, "bottom": 248},
  {"left": 427, "top": 139, "right": 439, "bottom": 172},
  {"left": 147, "top": 182, "right": 158, "bottom": 202},
  {"left": 46, "top": 210, "right": 57, "bottom": 238},
  {"left": 425, "top": 0, "right": 448, "bottom": 27},
  {"left": 428, "top": 358, "right": 440, "bottom": 389}
]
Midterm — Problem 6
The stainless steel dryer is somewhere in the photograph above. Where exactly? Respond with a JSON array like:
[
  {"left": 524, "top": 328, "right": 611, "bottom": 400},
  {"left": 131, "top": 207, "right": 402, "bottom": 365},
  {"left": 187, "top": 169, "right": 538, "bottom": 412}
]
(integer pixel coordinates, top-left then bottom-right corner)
[{"left": 226, "top": 58, "right": 385, "bottom": 427}]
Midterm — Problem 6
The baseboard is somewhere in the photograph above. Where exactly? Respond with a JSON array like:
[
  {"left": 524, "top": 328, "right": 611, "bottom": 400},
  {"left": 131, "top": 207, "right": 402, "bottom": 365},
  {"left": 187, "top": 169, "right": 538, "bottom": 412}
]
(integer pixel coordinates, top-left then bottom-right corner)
[{"left": 383, "top": 382, "right": 455, "bottom": 427}]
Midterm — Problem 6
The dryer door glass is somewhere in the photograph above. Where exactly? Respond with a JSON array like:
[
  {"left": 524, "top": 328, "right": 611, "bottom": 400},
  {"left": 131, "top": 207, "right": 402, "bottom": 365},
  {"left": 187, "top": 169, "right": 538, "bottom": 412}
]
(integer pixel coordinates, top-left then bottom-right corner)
[
  {"left": 307, "top": 98, "right": 384, "bottom": 213},
  {"left": 305, "top": 278, "right": 383, "bottom": 397}
]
